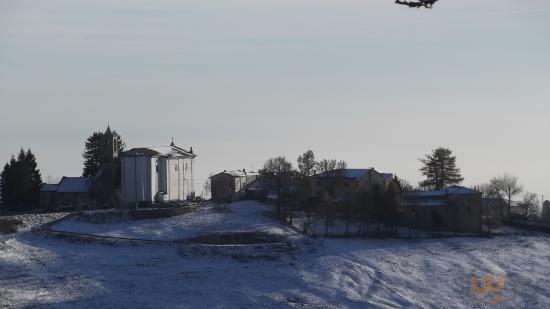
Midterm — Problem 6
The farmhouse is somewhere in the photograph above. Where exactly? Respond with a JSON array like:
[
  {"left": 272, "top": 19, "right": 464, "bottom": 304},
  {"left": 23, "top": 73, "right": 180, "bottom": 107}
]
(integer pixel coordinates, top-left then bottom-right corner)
[
  {"left": 311, "top": 168, "right": 390, "bottom": 201},
  {"left": 402, "top": 186, "right": 482, "bottom": 233},
  {"left": 120, "top": 143, "right": 196, "bottom": 206},
  {"left": 210, "top": 170, "right": 259, "bottom": 202}
]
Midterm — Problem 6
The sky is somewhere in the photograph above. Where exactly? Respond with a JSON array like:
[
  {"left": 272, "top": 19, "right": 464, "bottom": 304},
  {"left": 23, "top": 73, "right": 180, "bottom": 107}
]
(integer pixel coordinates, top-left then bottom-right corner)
[{"left": 1, "top": 0, "right": 549, "bottom": 198}]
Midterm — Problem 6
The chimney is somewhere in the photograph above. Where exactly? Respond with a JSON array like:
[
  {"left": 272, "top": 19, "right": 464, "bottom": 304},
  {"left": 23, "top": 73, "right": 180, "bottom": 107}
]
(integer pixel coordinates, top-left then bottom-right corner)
[
  {"left": 243, "top": 168, "right": 246, "bottom": 174},
  {"left": 189, "top": 147, "right": 194, "bottom": 154}
]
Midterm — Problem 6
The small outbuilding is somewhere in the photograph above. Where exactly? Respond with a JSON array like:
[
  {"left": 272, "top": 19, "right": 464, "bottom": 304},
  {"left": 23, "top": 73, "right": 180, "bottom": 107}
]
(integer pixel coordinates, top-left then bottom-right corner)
[{"left": 210, "top": 170, "right": 259, "bottom": 202}]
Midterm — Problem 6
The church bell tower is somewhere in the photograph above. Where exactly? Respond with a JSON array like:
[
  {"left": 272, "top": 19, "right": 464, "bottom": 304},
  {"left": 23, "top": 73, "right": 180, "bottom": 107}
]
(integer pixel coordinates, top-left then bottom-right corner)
[{"left": 101, "top": 126, "right": 119, "bottom": 162}]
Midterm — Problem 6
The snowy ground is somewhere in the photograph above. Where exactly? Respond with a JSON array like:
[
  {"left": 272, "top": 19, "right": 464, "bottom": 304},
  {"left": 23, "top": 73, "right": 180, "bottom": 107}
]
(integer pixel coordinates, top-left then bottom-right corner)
[
  {"left": 1, "top": 204, "right": 550, "bottom": 308},
  {"left": 1, "top": 212, "right": 68, "bottom": 233},
  {"left": 51, "top": 201, "right": 298, "bottom": 241}
]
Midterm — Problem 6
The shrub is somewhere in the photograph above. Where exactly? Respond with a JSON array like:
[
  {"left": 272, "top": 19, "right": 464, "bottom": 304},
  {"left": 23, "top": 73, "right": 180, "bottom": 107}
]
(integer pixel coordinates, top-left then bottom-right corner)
[{"left": 0, "top": 218, "right": 23, "bottom": 234}]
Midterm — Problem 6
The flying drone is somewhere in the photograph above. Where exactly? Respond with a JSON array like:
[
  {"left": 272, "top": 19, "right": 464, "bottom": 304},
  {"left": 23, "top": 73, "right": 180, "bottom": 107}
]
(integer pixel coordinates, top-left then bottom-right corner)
[{"left": 395, "top": 0, "right": 438, "bottom": 9}]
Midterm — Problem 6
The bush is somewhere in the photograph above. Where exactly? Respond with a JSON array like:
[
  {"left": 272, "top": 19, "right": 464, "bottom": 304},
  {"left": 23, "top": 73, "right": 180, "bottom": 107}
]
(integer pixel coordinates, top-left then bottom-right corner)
[{"left": 0, "top": 218, "right": 23, "bottom": 234}]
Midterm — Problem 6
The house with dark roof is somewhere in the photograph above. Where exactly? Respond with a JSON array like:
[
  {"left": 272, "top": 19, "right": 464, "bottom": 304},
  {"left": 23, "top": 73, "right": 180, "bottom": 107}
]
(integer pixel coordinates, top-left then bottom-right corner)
[
  {"left": 310, "top": 168, "right": 389, "bottom": 202},
  {"left": 402, "top": 186, "right": 482, "bottom": 233},
  {"left": 39, "top": 177, "right": 93, "bottom": 210}
]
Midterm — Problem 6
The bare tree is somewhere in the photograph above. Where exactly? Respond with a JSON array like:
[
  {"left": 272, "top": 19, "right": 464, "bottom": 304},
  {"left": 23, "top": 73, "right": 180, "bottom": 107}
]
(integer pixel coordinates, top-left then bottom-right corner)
[
  {"left": 517, "top": 192, "right": 538, "bottom": 220},
  {"left": 320, "top": 192, "right": 335, "bottom": 237},
  {"left": 297, "top": 150, "right": 316, "bottom": 177},
  {"left": 316, "top": 159, "right": 347, "bottom": 197},
  {"left": 263, "top": 157, "right": 293, "bottom": 174},
  {"left": 476, "top": 183, "right": 503, "bottom": 234},
  {"left": 490, "top": 174, "right": 523, "bottom": 220},
  {"left": 262, "top": 156, "right": 294, "bottom": 218}
]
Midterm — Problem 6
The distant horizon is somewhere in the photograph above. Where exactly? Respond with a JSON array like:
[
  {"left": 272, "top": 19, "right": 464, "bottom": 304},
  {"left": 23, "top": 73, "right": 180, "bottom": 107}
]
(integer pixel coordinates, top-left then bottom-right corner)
[{"left": 1, "top": 0, "right": 549, "bottom": 198}]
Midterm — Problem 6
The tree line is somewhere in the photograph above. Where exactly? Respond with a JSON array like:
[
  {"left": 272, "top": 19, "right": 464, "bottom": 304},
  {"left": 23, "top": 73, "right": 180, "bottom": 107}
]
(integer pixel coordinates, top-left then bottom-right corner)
[
  {"left": 0, "top": 149, "right": 42, "bottom": 213},
  {"left": 258, "top": 147, "right": 544, "bottom": 236},
  {"left": 0, "top": 129, "right": 125, "bottom": 213},
  {"left": 259, "top": 150, "right": 411, "bottom": 236}
]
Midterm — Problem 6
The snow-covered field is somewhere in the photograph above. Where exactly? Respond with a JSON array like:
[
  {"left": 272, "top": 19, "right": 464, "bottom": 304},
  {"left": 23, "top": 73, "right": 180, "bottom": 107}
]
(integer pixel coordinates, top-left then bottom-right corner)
[
  {"left": 51, "top": 201, "right": 298, "bottom": 241},
  {"left": 1, "top": 203, "right": 550, "bottom": 308}
]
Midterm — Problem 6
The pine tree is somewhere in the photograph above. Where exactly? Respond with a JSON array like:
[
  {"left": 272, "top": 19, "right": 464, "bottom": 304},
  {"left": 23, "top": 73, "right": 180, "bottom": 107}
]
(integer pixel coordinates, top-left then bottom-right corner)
[
  {"left": 24, "top": 149, "right": 42, "bottom": 207},
  {"left": 82, "top": 132, "right": 104, "bottom": 177},
  {"left": 419, "top": 147, "right": 463, "bottom": 190},
  {"left": 82, "top": 130, "right": 125, "bottom": 177},
  {"left": 0, "top": 149, "right": 42, "bottom": 212}
]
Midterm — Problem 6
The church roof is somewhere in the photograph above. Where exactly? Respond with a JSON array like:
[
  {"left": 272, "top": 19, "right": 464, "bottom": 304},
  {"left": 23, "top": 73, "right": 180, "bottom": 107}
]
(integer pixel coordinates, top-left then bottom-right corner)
[{"left": 122, "top": 145, "right": 196, "bottom": 158}]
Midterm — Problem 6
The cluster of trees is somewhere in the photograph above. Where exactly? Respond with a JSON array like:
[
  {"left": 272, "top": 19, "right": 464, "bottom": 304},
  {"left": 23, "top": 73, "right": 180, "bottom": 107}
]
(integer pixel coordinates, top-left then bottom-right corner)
[
  {"left": 0, "top": 149, "right": 42, "bottom": 213},
  {"left": 0, "top": 128, "right": 125, "bottom": 213},
  {"left": 478, "top": 174, "right": 540, "bottom": 222},
  {"left": 257, "top": 146, "right": 545, "bottom": 236},
  {"left": 260, "top": 150, "right": 405, "bottom": 237}
]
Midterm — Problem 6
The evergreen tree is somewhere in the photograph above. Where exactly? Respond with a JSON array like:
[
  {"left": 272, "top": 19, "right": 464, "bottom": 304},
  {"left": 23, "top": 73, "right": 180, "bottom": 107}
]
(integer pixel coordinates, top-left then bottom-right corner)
[
  {"left": 419, "top": 147, "right": 463, "bottom": 190},
  {"left": 82, "top": 130, "right": 125, "bottom": 177},
  {"left": 24, "top": 149, "right": 42, "bottom": 207},
  {"left": 82, "top": 132, "right": 104, "bottom": 177},
  {"left": 0, "top": 148, "right": 42, "bottom": 212},
  {"left": 393, "top": 175, "right": 413, "bottom": 193}
]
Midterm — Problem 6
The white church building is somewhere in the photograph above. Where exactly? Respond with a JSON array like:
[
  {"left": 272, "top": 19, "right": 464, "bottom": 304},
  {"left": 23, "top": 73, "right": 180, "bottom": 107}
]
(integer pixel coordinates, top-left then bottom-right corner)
[{"left": 120, "top": 143, "right": 196, "bottom": 205}]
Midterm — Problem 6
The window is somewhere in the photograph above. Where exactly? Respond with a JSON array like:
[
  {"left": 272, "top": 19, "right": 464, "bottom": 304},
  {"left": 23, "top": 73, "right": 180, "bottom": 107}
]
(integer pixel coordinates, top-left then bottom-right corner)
[{"left": 175, "top": 163, "right": 179, "bottom": 171}]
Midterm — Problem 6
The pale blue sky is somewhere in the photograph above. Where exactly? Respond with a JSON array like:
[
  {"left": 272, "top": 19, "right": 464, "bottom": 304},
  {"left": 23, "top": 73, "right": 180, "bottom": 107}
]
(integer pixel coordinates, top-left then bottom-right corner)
[{"left": 1, "top": 0, "right": 549, "bottom": 197}]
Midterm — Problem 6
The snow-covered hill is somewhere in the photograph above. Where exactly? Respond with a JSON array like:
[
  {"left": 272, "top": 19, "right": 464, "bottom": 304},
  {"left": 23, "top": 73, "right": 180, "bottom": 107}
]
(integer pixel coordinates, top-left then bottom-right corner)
[{"left": 1, "top": 203, "right": 549, "bottom": 308}]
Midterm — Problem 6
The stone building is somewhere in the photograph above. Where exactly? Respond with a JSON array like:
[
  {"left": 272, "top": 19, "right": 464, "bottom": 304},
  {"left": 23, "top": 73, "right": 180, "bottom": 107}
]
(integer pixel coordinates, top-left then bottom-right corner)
[
  {"left": 402, "top": 186, "right": 482, "bottom": 234},
  {"left": 310, "top": 168, "right": 389, "bottom": 202},
  {"left": 210, "top": 170, "right": 259, "bottom": 202}
]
